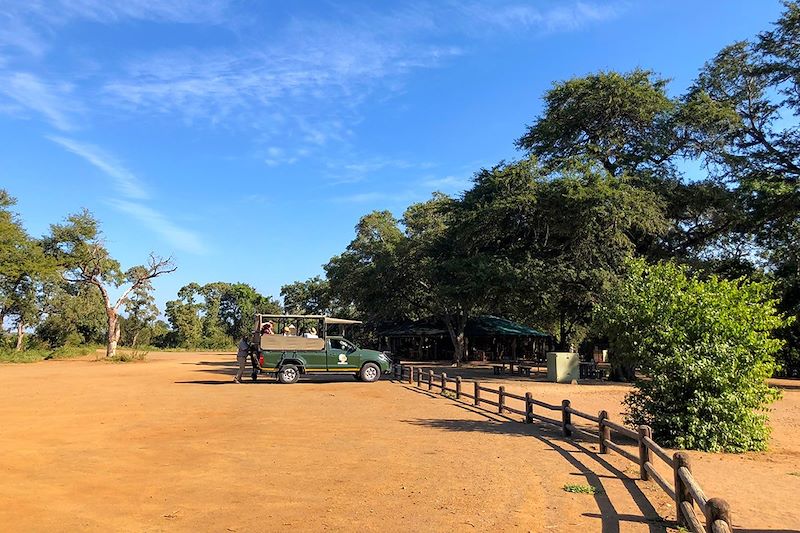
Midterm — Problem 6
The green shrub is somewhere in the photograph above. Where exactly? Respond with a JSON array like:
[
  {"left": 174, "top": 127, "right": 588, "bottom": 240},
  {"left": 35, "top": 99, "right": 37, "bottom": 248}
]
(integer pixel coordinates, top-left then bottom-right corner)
[
  {"left": 0, "top": 345, "right": 95, "bottom": 363},
  {"left": 596, "top": 259, "right": 788, "bottom": 452},
  {"left": 562, "top": 483, "right": 601, "bottom": 494}
]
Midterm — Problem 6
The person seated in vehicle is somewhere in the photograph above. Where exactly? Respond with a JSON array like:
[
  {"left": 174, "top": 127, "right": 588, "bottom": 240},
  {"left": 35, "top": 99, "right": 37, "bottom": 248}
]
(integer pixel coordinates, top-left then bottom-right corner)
[
  {"left": 303, "top": 327, "right": 318, "bottom": 338},
  {"left": 261, "top": 321, "right": 275, "bottom": 335}
]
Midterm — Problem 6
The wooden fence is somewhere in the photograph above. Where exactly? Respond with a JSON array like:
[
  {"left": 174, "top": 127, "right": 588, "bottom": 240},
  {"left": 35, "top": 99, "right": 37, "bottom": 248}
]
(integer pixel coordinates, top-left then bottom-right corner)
[{"left": 393, "top": 365, "right": 733, "bottom": 533}]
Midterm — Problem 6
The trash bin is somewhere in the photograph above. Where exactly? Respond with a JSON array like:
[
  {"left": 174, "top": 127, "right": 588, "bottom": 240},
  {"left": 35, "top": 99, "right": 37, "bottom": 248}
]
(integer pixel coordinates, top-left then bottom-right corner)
[{"left": 546, "top": 352, "right": 579, "bottom": 383}]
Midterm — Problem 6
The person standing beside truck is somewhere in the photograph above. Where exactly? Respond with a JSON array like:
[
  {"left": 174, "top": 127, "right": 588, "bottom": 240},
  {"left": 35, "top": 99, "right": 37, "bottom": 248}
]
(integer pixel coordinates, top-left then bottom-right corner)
[{"left": 233, "top": 336, "right": 252, "bottom": 384}]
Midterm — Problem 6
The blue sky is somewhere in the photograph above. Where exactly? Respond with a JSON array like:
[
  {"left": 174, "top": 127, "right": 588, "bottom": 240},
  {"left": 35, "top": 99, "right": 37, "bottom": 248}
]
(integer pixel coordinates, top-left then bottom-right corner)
[{"left": 0, "top": 0, "right": 785, "bottom": 311}]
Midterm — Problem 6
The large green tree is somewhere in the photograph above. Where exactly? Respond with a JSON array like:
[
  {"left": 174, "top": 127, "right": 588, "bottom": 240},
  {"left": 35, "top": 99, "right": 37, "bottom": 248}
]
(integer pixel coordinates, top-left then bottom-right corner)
[
  {"left": 43, "top": 210, "right": 175, "bottom": 358},
  {"left": 122, "top": 273, "right": 159, "bottom": 348},
  {"left": 683, "top": 2, "right": 800, "bottom": 371},
  {"left": 165, "top": 281, "right": 280, "bottom": 347},
  {"left": 0, "top": 191, "right": 56, "bottom": 350},
  {"left": 517, "top": 69, "right": 751, "bottom": 273},
  {"left": 455, "top": 159, "right": 666, "bottom": 353}
]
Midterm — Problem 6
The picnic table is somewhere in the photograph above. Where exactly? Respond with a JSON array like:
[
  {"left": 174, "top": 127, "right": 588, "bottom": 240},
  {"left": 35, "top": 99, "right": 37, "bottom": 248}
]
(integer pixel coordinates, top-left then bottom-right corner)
[
  {"left": 579, "top": 361, "right": 610, "bottom": 380},
  {"left": 492, "top": 360, "right": 546, "bottom": 376}
]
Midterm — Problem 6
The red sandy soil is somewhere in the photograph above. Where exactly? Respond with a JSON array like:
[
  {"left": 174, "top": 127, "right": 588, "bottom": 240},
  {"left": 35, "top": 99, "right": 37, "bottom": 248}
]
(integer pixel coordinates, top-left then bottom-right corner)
[
  {"left": 419, "top": 362, "right": 800, "bottom": 532},
  {"left": 0, "top": 352, "right": 795, "bottom": 532}
]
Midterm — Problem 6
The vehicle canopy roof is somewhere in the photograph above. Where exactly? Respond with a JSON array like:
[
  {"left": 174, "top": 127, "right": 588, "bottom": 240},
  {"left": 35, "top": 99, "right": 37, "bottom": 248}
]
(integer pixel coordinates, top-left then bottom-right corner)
[{"left": 255, "top": 314, "right": 362, "bottom": 326}]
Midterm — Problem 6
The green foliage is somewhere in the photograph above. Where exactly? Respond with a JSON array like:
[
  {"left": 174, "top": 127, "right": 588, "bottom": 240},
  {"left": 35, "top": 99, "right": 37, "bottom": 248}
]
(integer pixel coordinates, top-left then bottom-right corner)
[
  {"left": 562, "top": 483, "right": 601, "bottom": 495},
  {"left": 596, "top": 259, "right": 788, "bottom": 451},
  {"left": 456, "top": 159, "right": 666, "bottom": 348},
  {"left": 36, "top": 283, "right": 108, "bottom": 346},
  {"left": 517, "top": 69, "right": 678, "bottom": 178},
  {"left": 0, "top": 344, "right": 95, "bottom": 363},
  {"left": 164, "top": 281, "right": 279, "bottom": 348}
]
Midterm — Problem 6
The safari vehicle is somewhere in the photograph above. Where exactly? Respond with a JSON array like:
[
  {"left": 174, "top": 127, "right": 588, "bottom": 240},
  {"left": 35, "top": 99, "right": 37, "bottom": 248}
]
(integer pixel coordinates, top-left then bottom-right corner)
[{"left": 251, "top": 314, "right": 392, "bottom": 384}]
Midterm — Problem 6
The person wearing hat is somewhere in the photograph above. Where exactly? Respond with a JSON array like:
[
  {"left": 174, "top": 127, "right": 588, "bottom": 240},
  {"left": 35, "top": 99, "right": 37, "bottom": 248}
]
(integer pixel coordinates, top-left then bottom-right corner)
[
  {"left": 261, "top": 321, "right": 275, "bottom": 335},
  {"left": 303, "top": 327, "right": 318, "bottom": 338}
]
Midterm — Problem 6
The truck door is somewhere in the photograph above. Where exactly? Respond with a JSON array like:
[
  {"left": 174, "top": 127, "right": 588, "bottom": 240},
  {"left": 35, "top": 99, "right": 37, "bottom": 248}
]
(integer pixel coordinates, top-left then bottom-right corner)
[
  {"left": 301, "top": 344, "right": 327, "bottom": 371},
  {"left": 326, "top": 338, "right": 360, "bottom": 371}
]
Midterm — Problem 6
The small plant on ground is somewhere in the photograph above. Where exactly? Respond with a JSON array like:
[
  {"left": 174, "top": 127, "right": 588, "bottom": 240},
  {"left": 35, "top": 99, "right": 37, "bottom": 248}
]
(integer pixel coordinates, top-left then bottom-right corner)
[
  {"left": 106, "top": 347, "right": 148, "bottom": 363},
  {"left": 562, "top": 483, "right": 601, "bottom": 494},
  {"left": 789, "top": 472, "right": 800, "bottom": 477},
  {"left": 441, "top": 389, "right": 457, "bottom": 400}
]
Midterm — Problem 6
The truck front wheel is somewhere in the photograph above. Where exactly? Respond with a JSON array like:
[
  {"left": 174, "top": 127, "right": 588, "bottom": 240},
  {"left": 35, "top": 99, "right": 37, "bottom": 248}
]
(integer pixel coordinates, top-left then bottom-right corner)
[
  {"left": 278, "top": 364, "right": 300, "bottom": 384},
  {"left": 360, "top": 362, "right": 380, "bottom": 383}
]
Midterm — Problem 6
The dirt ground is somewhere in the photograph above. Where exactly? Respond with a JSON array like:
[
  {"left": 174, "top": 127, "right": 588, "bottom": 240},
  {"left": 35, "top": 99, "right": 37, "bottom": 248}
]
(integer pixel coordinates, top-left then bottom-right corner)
[
  {"left": 0, "top": 353, "right": 796, "bottom": 532},
  {"left": 420, "top": 362, "right": 800, "bottom": 532}
]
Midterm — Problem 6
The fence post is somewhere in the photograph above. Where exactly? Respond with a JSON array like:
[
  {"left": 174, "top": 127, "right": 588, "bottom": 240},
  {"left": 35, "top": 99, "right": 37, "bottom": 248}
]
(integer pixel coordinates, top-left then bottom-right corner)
[
  {"left": 455, "top": 376, "right": 462, "bottom": 399},
  {"left": 561, "top": 399, "right": 572, "bottom": 437},
  {"left": 474, "top": 381, "right": 481, "bottom": 406},
  {"left": 638, "top": 425, "right": 653, "bottom": 481},
  {"left": 525, "top": 392, "right": 533, "bottom": 424},
  {"left": 704, "top": 498, "right": 732, "bottom": 533},
  {"left": 674, "top": 452, "right": 692, "bottom": 527},
  {"left": 416, "top": 367, "right": 421, "bottom": 387},
  {"left": 498, "top": 385, "right": 505, "bottom": 414},
  {"left": 408, "top": 366, "right": 414, "bottom": 385},
  {"left": 441, "top": 372, "right": 447, "bottom": 392},
  {"left": 598, "top": 410, "right": 610, "bottom": 454},
  {"left": 428, "top": 369, "right": 433, "bottom": 391}
]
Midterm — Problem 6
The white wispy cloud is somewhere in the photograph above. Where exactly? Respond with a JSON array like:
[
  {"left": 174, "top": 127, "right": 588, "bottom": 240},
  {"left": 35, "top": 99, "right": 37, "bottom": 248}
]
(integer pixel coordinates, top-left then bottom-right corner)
[
  {"left": 453, "top": 1, "right": 622, "bottom": 34},
  {"left": 0, "top": 0, "right": 232, "bottom": 60},
  {"left": 47, "top": 136, "right": 148, "bottom": 199},
  {"left": 333, "top": 192, "right": 389, "bottom": 204},
  {"left": 0, "top": 72, "right": 77, "bottom": 130},
  {"left": 108, "top": 199, "right": 208, "bottom": 255},
  {"left": 48, "top": 135, "right": 207, "bottom": 255}
]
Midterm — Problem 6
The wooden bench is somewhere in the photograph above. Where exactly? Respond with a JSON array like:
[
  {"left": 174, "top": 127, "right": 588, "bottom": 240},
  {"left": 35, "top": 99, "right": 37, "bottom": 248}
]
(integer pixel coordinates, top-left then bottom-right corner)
[
  {"left": 518, "top": 364, "right": 533, "bottom": 377},
  {"left": 492, "top": 364, "right": 505, "bottom": 375}
]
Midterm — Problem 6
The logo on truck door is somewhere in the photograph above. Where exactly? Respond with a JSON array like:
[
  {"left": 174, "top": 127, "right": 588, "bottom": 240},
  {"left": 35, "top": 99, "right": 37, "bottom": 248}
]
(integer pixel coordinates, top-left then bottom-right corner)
[{"left": 338, "top": 354, "right": 348, "bottom": 365}]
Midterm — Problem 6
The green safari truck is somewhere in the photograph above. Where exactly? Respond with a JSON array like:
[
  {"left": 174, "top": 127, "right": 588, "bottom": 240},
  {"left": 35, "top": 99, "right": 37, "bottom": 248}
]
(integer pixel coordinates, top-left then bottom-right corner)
[{"left": 251, "top": 314, "right": 392, "bottom": 384}]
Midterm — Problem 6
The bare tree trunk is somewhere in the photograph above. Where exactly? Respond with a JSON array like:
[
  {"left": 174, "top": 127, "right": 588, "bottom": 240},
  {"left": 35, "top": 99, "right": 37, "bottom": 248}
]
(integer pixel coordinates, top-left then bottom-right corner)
[
  {"left": 132, "top": 330, "right": 140, "bottom": 348},
  {"left": 106, "top": 311, "right": 120, "bottom": 358},
  {"left": 15, "top": 322, "right": 24, "bottom": 351}
]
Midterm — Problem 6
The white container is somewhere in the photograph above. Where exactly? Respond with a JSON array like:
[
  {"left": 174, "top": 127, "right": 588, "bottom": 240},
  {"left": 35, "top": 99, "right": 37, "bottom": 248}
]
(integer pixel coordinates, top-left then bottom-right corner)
[{"left": 546, "top": 352, "right": 579, "bottom": 383}]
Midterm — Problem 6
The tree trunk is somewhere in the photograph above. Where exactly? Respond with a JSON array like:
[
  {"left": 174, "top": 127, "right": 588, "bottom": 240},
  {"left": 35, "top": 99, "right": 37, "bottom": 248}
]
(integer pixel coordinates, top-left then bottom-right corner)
[
  {"left": 15, "top": 322, "right": 24, "bottom": 351},
  {"left": 106, "top": 311, "right": 120, "bottom": 358},
  {"left": 558, "top": 309, "right": 567, "bottom": 351},
  {"left": 132, "top": 330, "right": 140, "bottom": 348},
  {"left": 444, "top": 313, "right": 468, "bottom": 366}
]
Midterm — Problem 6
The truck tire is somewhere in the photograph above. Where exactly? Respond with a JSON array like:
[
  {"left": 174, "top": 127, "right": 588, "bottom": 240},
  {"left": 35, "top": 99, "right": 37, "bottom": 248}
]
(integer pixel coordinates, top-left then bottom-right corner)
[
  {"left": 360, "top": 362, "right": 380, "bottom": 383},
  {"left": 278, "top": 364, "right": 300, "bottom": 384}
]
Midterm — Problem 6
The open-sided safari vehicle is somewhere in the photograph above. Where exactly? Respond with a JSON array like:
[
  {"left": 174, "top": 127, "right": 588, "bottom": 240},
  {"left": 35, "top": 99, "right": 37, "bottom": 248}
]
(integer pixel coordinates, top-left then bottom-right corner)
[{"left": 251, "top": 314, "right": 392, "bottom": 384}]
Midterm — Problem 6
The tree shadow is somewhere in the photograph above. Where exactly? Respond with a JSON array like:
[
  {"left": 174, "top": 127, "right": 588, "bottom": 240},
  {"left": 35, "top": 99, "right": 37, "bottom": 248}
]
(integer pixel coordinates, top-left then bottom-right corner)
[{"left": 402, "top": 396, "right": 671, "bottom": 532}]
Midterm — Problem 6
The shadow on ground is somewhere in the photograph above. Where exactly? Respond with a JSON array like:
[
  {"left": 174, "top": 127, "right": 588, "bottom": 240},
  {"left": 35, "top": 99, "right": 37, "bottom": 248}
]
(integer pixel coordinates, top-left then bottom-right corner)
[
  {"left": 175, "top": 360, "right": 393, "bottom": 385},
  {"left": 398, "top": 384, "right": 673, "bottom": 533}
]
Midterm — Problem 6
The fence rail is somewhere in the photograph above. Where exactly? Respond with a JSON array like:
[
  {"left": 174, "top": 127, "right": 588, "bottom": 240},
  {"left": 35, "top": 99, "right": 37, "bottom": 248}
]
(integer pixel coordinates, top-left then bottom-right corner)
[{"left": 392, "top": 364, "right": 734, "bottom": 533}]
